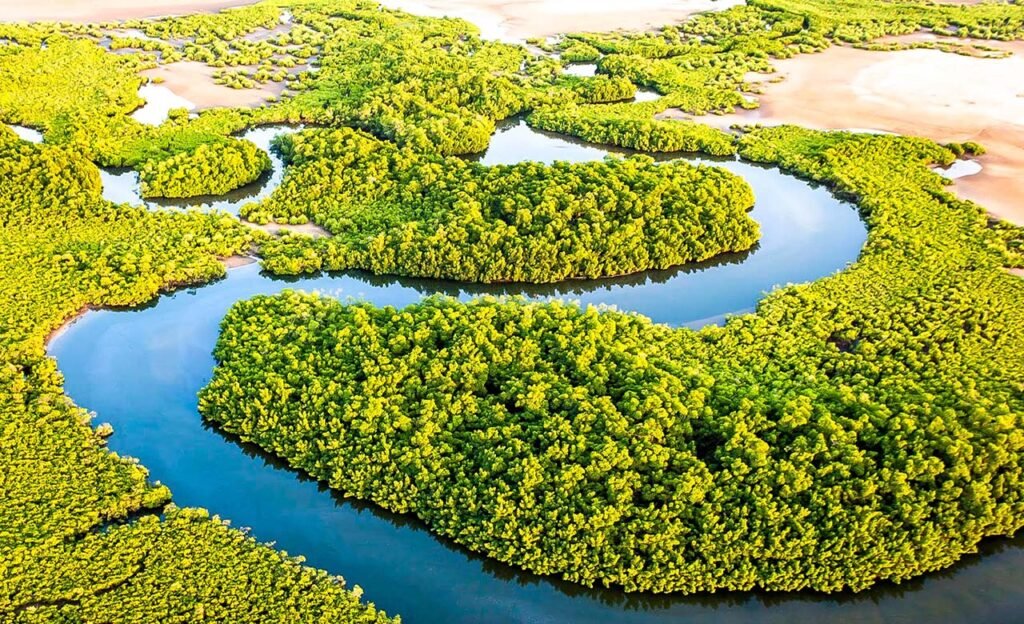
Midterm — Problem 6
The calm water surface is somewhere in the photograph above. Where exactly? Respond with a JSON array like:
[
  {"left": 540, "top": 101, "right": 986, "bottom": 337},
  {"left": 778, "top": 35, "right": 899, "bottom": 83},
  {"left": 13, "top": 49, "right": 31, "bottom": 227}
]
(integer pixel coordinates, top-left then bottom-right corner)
[
  {"left": 563, "top": 63, "right": 598, "bottom": 77},
  {"left": 48, "top": 125, "right": 1022, "bottom": 624},
  {"left": 10, "top": 124, "right": 43, "bottom": 143}
]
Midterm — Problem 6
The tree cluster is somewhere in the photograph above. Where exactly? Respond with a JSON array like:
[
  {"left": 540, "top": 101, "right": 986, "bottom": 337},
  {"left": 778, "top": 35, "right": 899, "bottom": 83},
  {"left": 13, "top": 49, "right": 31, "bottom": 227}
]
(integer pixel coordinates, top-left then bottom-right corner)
[
  {"left": 528, "top": 102, "right": 738, "bottom": 155},
  {"left": 0, "top": 128, "right": 391, "bottom": 623},
  {"left": 246, "top": 127, "right": 759, "bottom": 282},
  {"left": 201, "top": 129, "right": 1024, "bottom": 594},
  {"left": 139, "top": 139, "right": 271, "bottom": 199}
]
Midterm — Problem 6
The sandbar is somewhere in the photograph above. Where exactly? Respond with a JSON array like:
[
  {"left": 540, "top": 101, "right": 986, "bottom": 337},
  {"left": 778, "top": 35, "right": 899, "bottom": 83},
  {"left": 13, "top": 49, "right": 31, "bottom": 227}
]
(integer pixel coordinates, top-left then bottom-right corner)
[
  {"left": 669, "top": 41, "right": 1024, "bottom": 225},
  {"left": 0, "top": 0, "right": 257, "bottom": 23},
  {"left": 378, "top": 0, "right": 744, "bottom": 42},
  {"left": 142, "top": 62, "right": 284, "bottom": 110}
]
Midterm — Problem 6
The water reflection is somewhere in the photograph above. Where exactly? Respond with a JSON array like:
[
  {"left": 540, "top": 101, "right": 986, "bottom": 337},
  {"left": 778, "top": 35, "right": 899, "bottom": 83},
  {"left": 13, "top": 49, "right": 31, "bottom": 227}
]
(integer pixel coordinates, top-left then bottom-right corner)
[
  {"left": 10, "top": 124, "right": 43, "bottom": 143},
  {"left": 935, "top": 158, "right": 982, "bottom": 180},
  {"left": 50, "top": 263, "right": 1024, "bottom": 623},
  {"left": 563, "top": 63, "right": 598, "bottom": 77},
  {"left": 634, "top": 88, "right": 662, "bottom": 102},
  {"left": 207, "top": 418, "right": 1024, "bottom": 613},
  {"left": 44, "top": 120, "right": 952, "bottom": 624}
]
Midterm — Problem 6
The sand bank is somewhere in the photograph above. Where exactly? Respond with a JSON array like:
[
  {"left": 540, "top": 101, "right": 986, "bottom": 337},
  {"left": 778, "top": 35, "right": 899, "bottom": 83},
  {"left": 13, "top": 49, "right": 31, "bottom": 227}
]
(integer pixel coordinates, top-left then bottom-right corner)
[
  {"left": 142, "top": 62, "right": 283, "bottom": 109},
  {"left": 0, "top": 0, "right": 257, "bottom": 23},
  {"left": 670, "top": 42, "right": 1024, "bottom": 225},
  {"left": 251, "top": 221, "right": 331, "bottom": 238},
  {"left": 378, "top": 0, "right": 743, "bottom": 41},
  {"left": 221, "top": 255, "right": 257, "bottom": 269}
]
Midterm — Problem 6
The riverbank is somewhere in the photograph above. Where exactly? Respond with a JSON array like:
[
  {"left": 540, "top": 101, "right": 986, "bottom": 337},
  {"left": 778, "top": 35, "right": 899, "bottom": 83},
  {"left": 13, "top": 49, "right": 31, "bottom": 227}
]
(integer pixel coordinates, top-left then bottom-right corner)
[
  {"left": 669, "top": 39, "right": 1024, "bottom": 225},
  {"left": 0, "top": 0, "right": 257, "bottom": 22}
]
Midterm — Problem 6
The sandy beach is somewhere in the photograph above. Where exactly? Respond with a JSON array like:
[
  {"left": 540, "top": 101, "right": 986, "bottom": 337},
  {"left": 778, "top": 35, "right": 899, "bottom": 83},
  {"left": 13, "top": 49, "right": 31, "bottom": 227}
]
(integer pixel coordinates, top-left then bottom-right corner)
[
  {"left": 221, "top": 255, "right": 258, "bottom": 269},
  {"left": 378, "top": 0, "right": 743, "bottom": 41},
  {"left": 4, "top": 1, "right": 1022, "bottom": 224},
  {"left": 142, "top": 62, "right": 284, "bottom": 109},
  {"left": 670, "top": 39, "right": 1024, "bottom": 225},
  {"left": 0, "top": 0, "right": 257, "bottom": 23}
]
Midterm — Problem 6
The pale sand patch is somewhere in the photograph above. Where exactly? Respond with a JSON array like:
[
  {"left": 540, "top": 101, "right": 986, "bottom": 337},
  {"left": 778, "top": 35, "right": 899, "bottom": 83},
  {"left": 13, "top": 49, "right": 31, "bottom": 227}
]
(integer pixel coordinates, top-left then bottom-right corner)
[
  {"left": 379, "top": 0, "right": 744, "bottom": 42},
  {"left": 0, "top": 0, "right": 257, "bottom": 23},
  {"left": 673, "top": 43, "right": 1024, "bottom": 225},
  {"left": 142, "top": 62, "right": 283, "bottom": 109},
  {"left": 251, "top": 221, "right": 331, "bottom": 238},
  {"left": 221, "top": 255, "right": 257, "bottom": 269},
  {"left": 871, "top": 31, "right": 1016, "bottom": 57}
]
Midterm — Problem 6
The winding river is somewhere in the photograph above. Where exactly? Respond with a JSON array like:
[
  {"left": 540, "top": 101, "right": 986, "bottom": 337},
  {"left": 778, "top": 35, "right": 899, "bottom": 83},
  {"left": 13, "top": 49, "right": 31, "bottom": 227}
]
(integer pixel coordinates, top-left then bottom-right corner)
[
  {"left": 43, "top": 122, "right": 1024, "bottom": 623},
  {"left": 99, "top": 125, "right": 303, "bottom": 213}
]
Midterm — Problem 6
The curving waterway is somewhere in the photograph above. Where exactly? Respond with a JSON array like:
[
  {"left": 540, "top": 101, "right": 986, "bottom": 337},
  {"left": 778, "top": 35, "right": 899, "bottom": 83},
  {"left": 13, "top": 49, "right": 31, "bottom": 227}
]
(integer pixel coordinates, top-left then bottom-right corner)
[{"left": 46, "top": 124, "right": 1024, "bottom": 623}]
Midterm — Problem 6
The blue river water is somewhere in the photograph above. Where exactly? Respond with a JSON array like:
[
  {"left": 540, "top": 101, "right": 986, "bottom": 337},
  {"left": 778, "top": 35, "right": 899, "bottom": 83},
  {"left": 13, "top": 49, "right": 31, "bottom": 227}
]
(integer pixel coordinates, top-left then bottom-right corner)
[{"left": 46, "top": 123, "right": 1024, "bottom": 624}]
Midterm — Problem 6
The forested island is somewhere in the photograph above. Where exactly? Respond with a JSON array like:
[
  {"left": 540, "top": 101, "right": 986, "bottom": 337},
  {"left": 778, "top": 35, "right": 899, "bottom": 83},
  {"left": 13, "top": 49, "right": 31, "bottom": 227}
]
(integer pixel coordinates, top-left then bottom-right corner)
[{"left": 2, "top": 0, "right": 1024, "bottom": 621}]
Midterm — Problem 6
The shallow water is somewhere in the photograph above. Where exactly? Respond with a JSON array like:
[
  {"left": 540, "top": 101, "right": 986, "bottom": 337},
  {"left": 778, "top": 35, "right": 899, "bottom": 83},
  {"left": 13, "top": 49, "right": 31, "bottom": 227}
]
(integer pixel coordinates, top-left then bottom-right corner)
[
  {"left": 10, "top": 125, "right": 43, "bottom": 143},
  {"left": 634, "top": 88, "right": 662, "bottom": 102},
  {"left": 563, "top": 63, "right": 598, "bottom": 77},
  {"left": 935, "top": 158, "right": 983, "bottom": 180}
]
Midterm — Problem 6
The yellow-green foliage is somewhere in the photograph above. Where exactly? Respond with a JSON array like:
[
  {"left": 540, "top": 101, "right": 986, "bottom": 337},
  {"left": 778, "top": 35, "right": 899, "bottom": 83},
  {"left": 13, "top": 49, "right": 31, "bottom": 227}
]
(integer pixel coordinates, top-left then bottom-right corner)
[
  {"left": 245, "top": 128, "right": 759, "bottom": 282},
  {"left": 121, "top": 3, "right": 282, "bottom": 40},
  {"left": 753, "top": 0, "right": 1024, "bottom": 42},
  {"left": 551, "top": 0, "right": 1022, "bottom": 138},
  {"left": 0, "top": 36, "right": 275, "bottom": 198},
  {"left": 0, "top": 37, "right": 145, "bottom": 135},
  {"left": 1, "top": 0, "right": 1023, "bottom": 616},
  {"left": 0, "top": 354, "right": 170, "bottom": 550},
  {"left": 0, "top": 134, "right": 260, "bottom": 358},
  {"left": 139, "top": 140, "right": 271, "bottom": 198},
  {"left": 560, "top": 40, "right": 601, "bottom": 63},
  {"left": 0, "top": 1, "right": 654, "bottom": 168},
  {"left": 0, "top": 131, "right": 392, "bottom": 622},
  {"left": 528, "top": 101, "right": 738, "bottom": 155},
  {"left": 200, "top": 129, "right": 1024, "bottom": 594},
  {"left": 2, "top": 507, "right": 394, "bottom": 623},
  {"left": 568, "top": 75, "right": 637, "bottom": 103}
]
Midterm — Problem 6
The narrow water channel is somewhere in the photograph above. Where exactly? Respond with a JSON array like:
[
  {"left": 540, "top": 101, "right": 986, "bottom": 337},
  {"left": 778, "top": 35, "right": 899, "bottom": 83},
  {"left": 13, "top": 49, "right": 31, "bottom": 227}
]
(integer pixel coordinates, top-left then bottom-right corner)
[
  {"left": 46, "top": 125, "right": 1022, "bottom": 624},
  {"left": 99, "top": 125, "right": 303, "bottom": 214}
]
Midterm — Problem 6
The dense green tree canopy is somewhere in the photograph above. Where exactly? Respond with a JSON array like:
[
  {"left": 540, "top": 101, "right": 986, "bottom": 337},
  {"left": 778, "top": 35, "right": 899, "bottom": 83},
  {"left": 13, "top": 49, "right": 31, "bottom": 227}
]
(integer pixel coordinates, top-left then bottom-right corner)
[
  {"left": 0, "top": 127, "right": 392, "bottom": 622},
  {"left": 200, "top": 128, "right": 1024, "bottom": 594},
  {"left": 1, "top": 0, "right": 1023, "bottom": 618},
  {"left": 139, "top": 139, "right": 271, "bottom": 199},
  {"left": 248, "top": 127, "right": 758, "bottom": 282}
]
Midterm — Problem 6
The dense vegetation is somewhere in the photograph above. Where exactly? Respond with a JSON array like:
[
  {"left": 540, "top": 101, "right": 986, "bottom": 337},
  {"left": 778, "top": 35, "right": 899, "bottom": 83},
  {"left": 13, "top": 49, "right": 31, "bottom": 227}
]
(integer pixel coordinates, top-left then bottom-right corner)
[
  {"left": 2, "top": 0, "right": 1020, "bottom": 199},
  {"left": 139, "top": 140, "right": 271, "bottom": 198},
  {"left": 2, "top": 0, "right": 1024, "bottom": 617},
  {"left": 246, "top": 127, "right": 758, "bottom": 281},
  {"left": 530, "top": 0, "right": 1023, "bottom": 149},
  {"left": 528, "top": 102, "right": 737, "bottom": 155},
  {"left": 3, "top": 508, "right": 391, "bottom": 623},
  {"left": 0, "top": 126, "right": 393, "bottom": 621},
  {"left": 200, "top": 127, "right": 1024, "bottom": 594}
]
